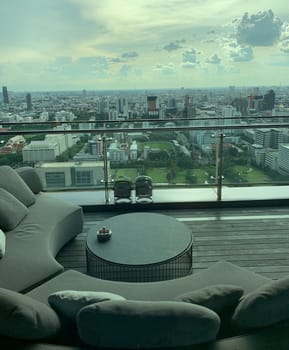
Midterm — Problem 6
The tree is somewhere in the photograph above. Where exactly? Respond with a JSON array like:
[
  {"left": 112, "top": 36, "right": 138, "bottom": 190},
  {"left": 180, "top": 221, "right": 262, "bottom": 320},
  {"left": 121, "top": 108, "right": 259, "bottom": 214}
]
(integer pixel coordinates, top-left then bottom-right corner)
[
  {"left": 149, "top": 132, "right": 175, "bottom": 141},
  {"left": 166, "top": 171, "right": 173, "bottom": 184},
  {"left": 177, "top": 154, "right": 195, "bottom": 169},
  {"left": 185, "top": 170, "right": 197, "bottom": 184}
]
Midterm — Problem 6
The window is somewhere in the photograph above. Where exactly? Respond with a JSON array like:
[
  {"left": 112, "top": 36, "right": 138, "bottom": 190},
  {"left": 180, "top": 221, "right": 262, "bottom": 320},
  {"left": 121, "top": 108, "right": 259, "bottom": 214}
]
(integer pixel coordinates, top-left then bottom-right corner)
[
  {"left": 45, "top": 172, "right": 65, "bottom": 188},
  {"left": 75, "top": 170, "right": 93, "bottom": 186}
]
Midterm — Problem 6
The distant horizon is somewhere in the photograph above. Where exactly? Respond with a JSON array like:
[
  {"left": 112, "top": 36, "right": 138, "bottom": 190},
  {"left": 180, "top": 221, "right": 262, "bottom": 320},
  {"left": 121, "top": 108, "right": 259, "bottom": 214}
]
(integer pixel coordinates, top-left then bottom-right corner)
[{"left": 4, "top": 84, "right": 288, "bottom": 95}]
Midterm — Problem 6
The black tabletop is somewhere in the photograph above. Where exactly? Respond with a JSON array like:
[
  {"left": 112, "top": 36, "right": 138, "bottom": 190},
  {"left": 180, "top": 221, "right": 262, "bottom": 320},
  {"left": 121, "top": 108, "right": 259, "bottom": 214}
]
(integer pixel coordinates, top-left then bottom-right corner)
[{"left": 86, "top": 212, "right": 192, "bottom": 265}]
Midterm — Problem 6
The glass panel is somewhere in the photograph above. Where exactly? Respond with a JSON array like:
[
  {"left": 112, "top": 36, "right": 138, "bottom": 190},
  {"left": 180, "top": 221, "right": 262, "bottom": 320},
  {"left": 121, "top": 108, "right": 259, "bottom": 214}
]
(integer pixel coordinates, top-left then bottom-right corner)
[{"left": 1, "top": 115, "right": 289, "bottom": 204}]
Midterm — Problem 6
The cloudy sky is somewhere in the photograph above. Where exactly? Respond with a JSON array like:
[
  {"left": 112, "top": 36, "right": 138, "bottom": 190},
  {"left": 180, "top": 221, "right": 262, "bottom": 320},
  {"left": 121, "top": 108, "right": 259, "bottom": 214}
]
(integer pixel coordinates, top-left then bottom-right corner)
[{"left": 1, "top": 0, "right": 289, "bottom": 91}]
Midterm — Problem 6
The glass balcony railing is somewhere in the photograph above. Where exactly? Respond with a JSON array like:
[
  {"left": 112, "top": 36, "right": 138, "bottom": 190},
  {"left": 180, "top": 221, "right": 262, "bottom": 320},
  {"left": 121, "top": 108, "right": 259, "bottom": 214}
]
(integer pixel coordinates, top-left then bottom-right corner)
[{"left": 1, "top": 116, "right": 289, "bottom": 206}]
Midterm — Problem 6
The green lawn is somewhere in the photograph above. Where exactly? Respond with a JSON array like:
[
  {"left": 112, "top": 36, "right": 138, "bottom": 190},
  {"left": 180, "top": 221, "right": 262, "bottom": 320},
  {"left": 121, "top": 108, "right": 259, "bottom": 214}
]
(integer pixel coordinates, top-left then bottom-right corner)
[
  {"left": 111, "top": 165, "right": 272, "bottom": 185},
  {"left": 111, "top": 168, "right": 138, "bottom": 180},
  {"left": 139, "top": 142, "right": 174, "bottom": 152},
  {"left": 192, "top": 169, "right": 212, "bottom": 184},
  {"left": 146, "top": 168, "right": 167, "bottom": 182},
  {"left": 228, "top": 165, "right": 271, "bottom": 183}
]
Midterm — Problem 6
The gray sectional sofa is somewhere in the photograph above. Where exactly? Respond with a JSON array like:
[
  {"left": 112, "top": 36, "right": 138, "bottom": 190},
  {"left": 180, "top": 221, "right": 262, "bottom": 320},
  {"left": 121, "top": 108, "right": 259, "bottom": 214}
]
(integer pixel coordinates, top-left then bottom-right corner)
[
  {"left": 1, "top": 166, "right": 289, "bottom": 349},
  {"left": 0, "top": 166, "right": 83, "bottom": 292},
  {"left": 2, "top": 261, "right": 289, "bottom": 350}
]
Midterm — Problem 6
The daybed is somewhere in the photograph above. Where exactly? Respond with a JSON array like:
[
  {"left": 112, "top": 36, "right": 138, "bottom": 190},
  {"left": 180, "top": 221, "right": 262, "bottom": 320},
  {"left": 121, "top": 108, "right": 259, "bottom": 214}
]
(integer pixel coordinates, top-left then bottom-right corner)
[{"left": 1, "top": 167, "right": 289, "bottom": 349}]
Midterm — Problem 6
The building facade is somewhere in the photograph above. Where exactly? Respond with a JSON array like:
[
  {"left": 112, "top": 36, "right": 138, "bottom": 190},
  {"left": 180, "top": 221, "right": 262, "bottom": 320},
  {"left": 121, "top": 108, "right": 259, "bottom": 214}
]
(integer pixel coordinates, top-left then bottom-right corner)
[{"left": 36, "top": 161, "right": 107, "bottom": 189}]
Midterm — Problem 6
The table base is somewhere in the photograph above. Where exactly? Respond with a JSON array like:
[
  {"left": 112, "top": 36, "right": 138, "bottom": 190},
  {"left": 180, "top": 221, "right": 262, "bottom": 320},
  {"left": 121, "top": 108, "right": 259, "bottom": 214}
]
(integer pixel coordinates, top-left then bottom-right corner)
[{"left": 86, "top": 245, "right": 192, "bottom": 282}]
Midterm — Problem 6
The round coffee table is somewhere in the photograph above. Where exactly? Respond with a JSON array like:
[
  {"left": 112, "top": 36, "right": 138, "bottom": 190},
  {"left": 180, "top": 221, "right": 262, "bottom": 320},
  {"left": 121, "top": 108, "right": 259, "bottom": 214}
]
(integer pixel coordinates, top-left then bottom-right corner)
[{"left": 86, "top": 212, "right": 193, "bottom": 282}]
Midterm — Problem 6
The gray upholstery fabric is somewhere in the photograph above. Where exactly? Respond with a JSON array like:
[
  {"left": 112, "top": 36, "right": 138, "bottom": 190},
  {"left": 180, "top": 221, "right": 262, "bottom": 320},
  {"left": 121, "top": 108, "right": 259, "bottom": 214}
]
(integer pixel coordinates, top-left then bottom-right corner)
[
  {"left": 49, "top": 290, "right": 126, "bottom": 319},
  {"left": 16, "top": 167, "right": 43, "bottom": 194},
  {"left": 0, "top": 193, "right": 83, "bottom": 292},
  {"left": 27, "top": 261, "right": 271, "bottom": 305},
  {"left": 7, "top": 262, "right": 289, "bottom": 350},
  {"left": 233, "top": 276, "right": 289, "bottom": 329},
  {"left": 77, "top": 300, "right": 220, "bottom": 348},
  {"left": 3, "top": 322, "right": 289, "bottom": 350},
  {"left": 0, "top": 287, "right": 60, "bottom": 340},
  {"left": 175, "top": 284, "right": 244, "bottom": 314},
  {"left": 0, "top": 229, "right": 5, "bottom": 258},
  {"left": 175, "top": 284, "right": 244, "bottom": 339},
  {"left": 0, "top": 188, "right": 28, "bottom": 231},
  {"left": 0, "top": 165, "right": 35, "bottom": 206}
]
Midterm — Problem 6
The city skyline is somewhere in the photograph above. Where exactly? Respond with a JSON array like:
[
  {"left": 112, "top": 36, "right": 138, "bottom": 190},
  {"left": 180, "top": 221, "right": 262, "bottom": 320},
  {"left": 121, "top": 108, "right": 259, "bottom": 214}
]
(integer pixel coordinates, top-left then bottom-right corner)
[{"left": 1, "top": 1, "right": 289, "bottom": 92}]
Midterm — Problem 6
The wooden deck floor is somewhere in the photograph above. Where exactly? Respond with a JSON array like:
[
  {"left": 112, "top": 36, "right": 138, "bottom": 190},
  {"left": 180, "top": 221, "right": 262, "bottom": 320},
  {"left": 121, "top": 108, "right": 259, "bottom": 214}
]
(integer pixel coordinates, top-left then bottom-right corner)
[{"left": 56, "top": 206, "right": 289, "bottom": 280}]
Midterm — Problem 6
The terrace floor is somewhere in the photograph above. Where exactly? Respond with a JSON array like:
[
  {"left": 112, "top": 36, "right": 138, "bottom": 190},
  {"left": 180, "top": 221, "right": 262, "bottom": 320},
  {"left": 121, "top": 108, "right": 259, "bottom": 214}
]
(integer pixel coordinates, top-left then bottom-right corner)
[{"left": 56, "top": 205, "right": 289, "bottom": 280}]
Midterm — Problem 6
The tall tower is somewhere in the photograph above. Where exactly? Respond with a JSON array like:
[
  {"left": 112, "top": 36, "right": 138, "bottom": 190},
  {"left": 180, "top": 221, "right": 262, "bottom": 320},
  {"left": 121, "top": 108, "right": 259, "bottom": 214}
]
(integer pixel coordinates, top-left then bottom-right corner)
[
  {"left": 147, "top": 96, "right": 159, "bottom": 118},
  {"left": 117, "top": 97, "right": 128, "bottom": 117},
  {"left": 26, "top": 93, "right": 32, "bottom": 111},
  {"left": 183, "top": 95, "right": 194, "bottom": 118},
  {"left": 2, "top": 86, "right": 9, "bottom": 104}
]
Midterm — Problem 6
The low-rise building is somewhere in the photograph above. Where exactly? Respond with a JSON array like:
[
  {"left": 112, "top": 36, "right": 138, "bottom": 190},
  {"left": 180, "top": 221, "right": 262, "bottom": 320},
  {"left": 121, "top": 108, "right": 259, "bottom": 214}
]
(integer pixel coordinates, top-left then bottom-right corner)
[{"left": 36, "top": 161, "right": 108, "bottom": 189}]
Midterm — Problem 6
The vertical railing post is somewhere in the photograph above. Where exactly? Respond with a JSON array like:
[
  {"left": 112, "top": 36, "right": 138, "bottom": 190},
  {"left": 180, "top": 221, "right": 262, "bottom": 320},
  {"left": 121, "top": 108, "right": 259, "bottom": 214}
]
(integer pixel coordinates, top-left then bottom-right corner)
[
  {"left": 215, "top": 132, "right": 224, "bottom": 201},
  {"left": 102, "top": 135, "right": 110, "bottom": 204}
]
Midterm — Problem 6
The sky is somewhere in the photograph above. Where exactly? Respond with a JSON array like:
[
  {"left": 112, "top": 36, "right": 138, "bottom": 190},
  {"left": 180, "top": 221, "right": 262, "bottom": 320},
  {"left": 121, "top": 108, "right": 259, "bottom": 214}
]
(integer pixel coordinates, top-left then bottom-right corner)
[{"left": 1, "top": 0, "right": 289, "bottom": 91}]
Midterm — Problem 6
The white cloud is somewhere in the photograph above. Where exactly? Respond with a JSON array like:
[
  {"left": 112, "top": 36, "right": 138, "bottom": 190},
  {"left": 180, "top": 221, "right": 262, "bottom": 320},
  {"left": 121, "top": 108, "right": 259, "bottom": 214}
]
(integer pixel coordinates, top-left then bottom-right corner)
[
  {"left": 237, "top": 10, "right": 283, "bottom": 46},
  {"left": 279, "top": 23, "right": 289, "bottom": 53},
  {"left": 153, "top": 63, "right": 176, "bottom": 75},
  {"left": 1, "top": 1, "right": 289, "bottom": 90},
  {"left": 220, "top": 37, "right": 254, "bottom": 62},
  {"left": 121, "top": 52, "right": 139, "bottom": 59},
  {"left": 182, "top": 49, "right": 200, "bottom": 67},
  {"left": 207, "top": 54, "right": 221, "bottom": 64},
  {"left": 232, "top": 47, "right": 253, "bottom": 62},
  {"left": 119, "top": 64, "right": 133, "bottom": 77},
  {"left": 163, "top": 42, "right": 183, "bottom": 52}
]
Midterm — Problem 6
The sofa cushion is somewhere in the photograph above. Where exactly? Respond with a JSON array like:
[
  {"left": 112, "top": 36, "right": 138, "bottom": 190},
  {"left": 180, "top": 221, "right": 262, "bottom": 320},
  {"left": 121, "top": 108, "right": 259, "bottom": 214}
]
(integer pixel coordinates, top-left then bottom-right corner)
[
  {"left": 232, "top": 276, "right": 289, "bottom": 329},
  {"left": 0, "top": 229, "right": 5, "bottom": 258},
  {"left": 16, "top": 166, "right": 43, "bottom": 194},
  {"left": 27, "top": 262, "right": 271, "bottom": 306},
  {"left": 0, "top": 193, "right": 83, "bottom": 293},
  {"left": 0, "top": 188, "right": 29, "bottom": 231},
  {"left": 77, "top": 300, "right": 220, "bottom": 348},
  {"left": 175, "top": 284, "right": 244, "bottom": 339},
  {"left": 175, "top": 284, "right": 244, "bottom": 314},
  {"left": 0, "top": 165, "right": 35, "bottom": 206},
  {"left": 0, "top": 287, "right": 61, "bottom": 340},
  {"left": 48, "top": 290, "right": 126, "bottom": 319}
]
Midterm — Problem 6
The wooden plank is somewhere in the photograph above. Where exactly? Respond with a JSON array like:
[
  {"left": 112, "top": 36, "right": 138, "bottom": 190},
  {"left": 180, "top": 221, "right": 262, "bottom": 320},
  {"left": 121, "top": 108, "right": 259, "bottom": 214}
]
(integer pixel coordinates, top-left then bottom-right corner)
[{"left": 55, "top": 207, "right": 289, "bottom": 280}]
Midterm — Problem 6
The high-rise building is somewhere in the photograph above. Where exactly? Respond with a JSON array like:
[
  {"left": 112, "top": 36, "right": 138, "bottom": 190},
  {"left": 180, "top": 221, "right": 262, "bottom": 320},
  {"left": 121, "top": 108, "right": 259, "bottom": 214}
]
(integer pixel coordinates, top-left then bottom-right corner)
[
  {"left": 2, "top": 86, "right": 9, "bottom": 104},
  {"left": 255, "top": 128, "right": 285, "bottom": 149},
  {"left": 117, "top": 98, "right": 128, "bottom": 117},
  {"left": 26, "top": 93, "right": 32, "bottom": 110},
  {"left": 147, "top": 96, "right": 159, "bottom": 118},
  {"left": 183, "top": 95, "right": 194, "bottom": 118},
  {"left": 263, "top": 89, "right": 275, "bottom": 111},
  {"left": 278, "top": 144, "right": 289, "bottom": 174},
  {"left": 87, "top": 139, "right": 103, "bottom": 158}
]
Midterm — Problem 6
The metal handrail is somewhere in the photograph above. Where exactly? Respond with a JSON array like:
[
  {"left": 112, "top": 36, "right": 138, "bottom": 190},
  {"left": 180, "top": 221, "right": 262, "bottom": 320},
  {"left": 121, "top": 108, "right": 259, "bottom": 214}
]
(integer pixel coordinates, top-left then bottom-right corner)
[
  {"left": 1, "top": 119, "right": 289, "bottom": 203},
  {"left": 2, "top": 121, "right": 289, "bottom": 136}
]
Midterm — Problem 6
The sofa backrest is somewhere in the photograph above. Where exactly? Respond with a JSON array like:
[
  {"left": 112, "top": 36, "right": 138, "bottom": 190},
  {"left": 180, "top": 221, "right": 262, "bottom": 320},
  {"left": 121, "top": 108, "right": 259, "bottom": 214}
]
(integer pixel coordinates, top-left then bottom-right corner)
[{"left": 16, "top": 167, "right": 43, "bottom": 194}]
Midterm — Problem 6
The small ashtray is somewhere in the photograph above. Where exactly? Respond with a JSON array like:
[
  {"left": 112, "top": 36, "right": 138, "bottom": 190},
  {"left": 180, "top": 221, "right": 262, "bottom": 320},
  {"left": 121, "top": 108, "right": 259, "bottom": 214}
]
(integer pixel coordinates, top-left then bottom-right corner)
[{"left": 97, "top": 227, "right": 112, "bottom": 242}]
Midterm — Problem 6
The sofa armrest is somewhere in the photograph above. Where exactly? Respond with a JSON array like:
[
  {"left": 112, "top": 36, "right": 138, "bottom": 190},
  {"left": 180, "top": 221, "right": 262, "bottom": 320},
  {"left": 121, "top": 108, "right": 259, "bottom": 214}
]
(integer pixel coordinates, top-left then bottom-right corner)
[{"left": 16, "top": 167, "right": 43, "bottom": 194}]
